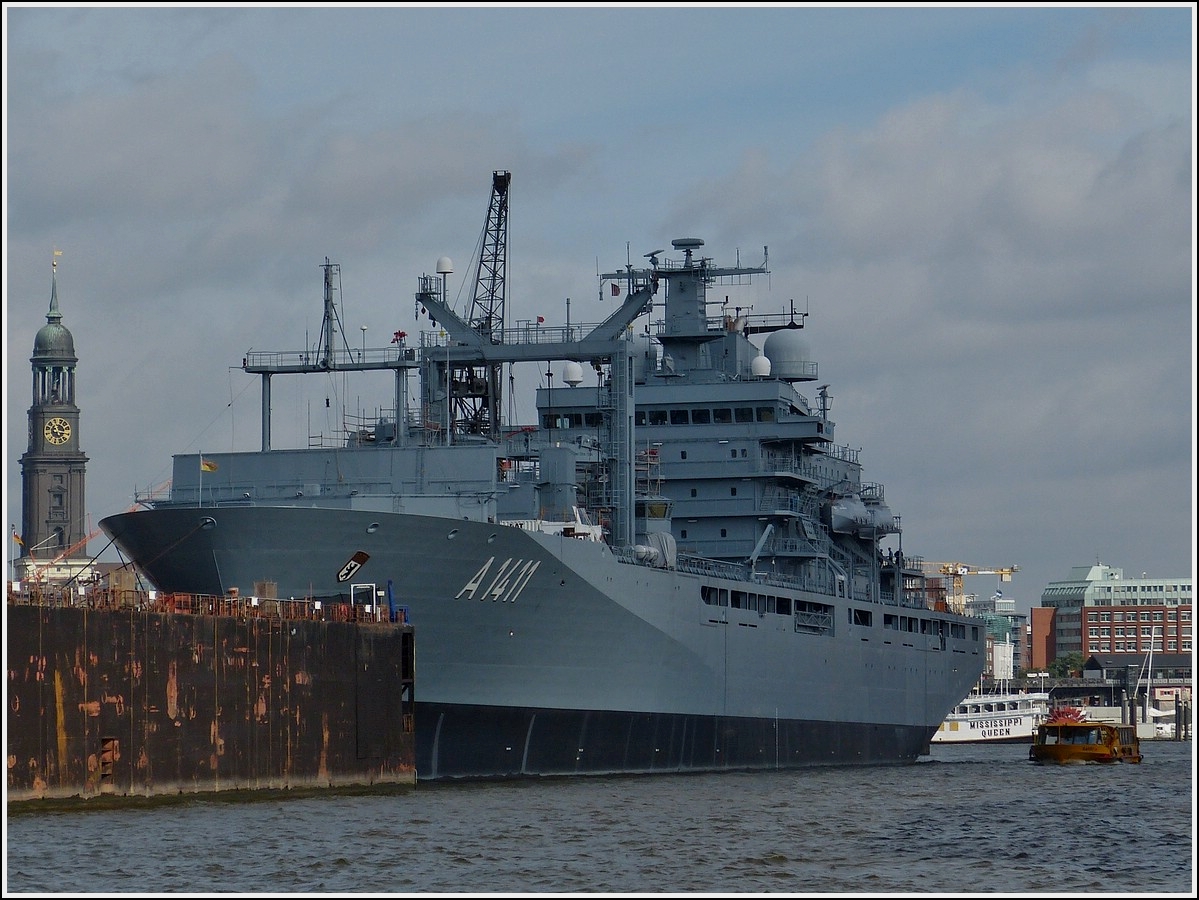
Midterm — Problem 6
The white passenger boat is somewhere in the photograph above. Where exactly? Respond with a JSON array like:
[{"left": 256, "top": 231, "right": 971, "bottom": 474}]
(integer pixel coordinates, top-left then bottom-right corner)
[{"left": 932, "top": 691, "right": 1050, "bottom": 744}]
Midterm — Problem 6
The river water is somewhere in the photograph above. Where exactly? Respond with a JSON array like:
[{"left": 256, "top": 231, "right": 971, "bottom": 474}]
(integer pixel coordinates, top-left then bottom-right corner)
[{"left": 5, "top": 740, "right": 1193, "bottom": 895}]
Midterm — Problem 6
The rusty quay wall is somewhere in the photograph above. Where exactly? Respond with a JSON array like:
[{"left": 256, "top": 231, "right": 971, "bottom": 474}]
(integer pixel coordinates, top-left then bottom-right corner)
[{"left": 6, "top": 603, "right": 415, "bottom": 804}]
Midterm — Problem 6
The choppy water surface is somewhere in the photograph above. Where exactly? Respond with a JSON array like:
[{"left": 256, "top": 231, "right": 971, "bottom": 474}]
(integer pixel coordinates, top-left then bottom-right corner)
[{"left": 5, "top": 741, "right": 1193, "bottom": 895}]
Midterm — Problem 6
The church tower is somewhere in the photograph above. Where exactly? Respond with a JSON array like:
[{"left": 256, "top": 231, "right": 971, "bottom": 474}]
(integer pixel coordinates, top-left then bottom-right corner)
[{"left": 18, "top": 253, "right": 89, "bottom": 582}]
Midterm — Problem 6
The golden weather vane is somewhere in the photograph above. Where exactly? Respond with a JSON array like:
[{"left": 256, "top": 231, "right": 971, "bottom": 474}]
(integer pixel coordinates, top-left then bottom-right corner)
[{"left": 52, "top": 247, "right": 63, "bottom": 269}]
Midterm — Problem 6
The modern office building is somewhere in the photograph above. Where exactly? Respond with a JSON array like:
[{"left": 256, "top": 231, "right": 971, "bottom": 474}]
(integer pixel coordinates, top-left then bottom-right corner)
[{"left": 1032, "top": 563, "right": 1192, "bottom": 669}]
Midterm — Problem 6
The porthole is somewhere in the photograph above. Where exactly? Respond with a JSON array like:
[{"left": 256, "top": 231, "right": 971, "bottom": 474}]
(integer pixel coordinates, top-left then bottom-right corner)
[
  {"left": 199, "top": 517, "right": 216, "bottom": 531},
  {"left": 366, "top": 523, "right": 380, "bottom": 534}
]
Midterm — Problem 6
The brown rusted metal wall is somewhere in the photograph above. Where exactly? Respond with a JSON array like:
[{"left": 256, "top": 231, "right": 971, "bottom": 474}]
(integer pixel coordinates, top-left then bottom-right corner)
[{"left": 6, "top": 605, "right": 415, "bottom": 802}]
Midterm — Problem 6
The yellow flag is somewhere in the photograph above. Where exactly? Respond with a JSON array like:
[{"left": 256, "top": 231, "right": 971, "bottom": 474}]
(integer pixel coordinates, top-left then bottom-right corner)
[
  {"left": 200, "top": 458, "right": 218, "bottom": 473},
  {"left": 12, "top": 533, "right": 23, "bottom": 546}
]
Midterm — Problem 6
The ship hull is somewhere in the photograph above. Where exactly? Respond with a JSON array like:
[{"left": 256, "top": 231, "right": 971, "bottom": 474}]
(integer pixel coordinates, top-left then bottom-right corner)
[
  {"left": 417, "top": 703, "right": 931, "bottom": 779},
  {"left": 102, "top": 503, "right": 983, "bottom": 779}
]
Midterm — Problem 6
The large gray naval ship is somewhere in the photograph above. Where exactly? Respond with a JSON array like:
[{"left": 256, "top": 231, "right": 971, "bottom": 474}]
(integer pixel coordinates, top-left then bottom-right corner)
[{"left": 102, "top": 171, "right": 985, "bottom": 780}]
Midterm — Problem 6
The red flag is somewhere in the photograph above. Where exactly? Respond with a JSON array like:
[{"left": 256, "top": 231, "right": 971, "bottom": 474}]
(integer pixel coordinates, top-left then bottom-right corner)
[
  {"left": 536, "top": 316, "right": 544, "bottom": 324},
  {"left": 611, "top": 282, "right": 620, "bottom": 297}
]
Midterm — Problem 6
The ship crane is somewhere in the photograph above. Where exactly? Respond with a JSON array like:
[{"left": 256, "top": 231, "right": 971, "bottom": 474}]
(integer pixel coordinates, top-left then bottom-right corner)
[
  {"left": 453, "top": 169, "right": 510, "bottom": 440},
  {"left": 921, "top": 562, "right": 1019, "bottom": 614}
]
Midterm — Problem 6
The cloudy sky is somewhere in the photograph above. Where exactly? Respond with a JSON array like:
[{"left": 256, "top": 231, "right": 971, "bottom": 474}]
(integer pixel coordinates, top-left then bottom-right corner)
[{"left": 4, "top": 4, "right": 1194, "bottom": 612}]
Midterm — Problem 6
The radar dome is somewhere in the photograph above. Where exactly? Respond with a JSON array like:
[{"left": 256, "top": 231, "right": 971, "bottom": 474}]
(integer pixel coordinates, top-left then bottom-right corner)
[
  {"left": 762, "top": 329, "right": 812, "bottom": 382},
  {"left": 436, "top": 256, "right": 454, "bottom": 274},
  {"left": 751, "top": 353, "right": 771, "bottom": 377},
  {"left": 562, "top": 361, "right": 584, "bottom": 386}
]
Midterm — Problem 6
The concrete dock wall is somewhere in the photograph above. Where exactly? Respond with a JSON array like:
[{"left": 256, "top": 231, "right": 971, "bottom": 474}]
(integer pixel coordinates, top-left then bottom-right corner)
[{"left": 6, "top": 603, "right": 415, "bottom": 803}]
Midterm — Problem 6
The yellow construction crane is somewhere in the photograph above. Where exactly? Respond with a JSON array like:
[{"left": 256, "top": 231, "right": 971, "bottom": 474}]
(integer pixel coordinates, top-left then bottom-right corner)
[{"left": 921, "top": 562, "right": 1019, "bottom": 614}]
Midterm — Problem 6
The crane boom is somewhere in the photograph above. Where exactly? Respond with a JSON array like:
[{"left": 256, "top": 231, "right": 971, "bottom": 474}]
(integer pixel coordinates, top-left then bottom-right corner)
[{"left": 921, "top": 562, "right": 1019, "bottom": 614}]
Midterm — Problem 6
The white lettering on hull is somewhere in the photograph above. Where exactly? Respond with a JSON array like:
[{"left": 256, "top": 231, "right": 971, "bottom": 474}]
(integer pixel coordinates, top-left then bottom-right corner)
[{"left": 457, "top": 557, "right": 541, "bottom": 603}]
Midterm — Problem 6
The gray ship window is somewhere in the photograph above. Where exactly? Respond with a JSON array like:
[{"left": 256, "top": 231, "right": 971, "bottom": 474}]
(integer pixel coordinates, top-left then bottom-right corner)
[
  {"left": 634, "top": 411, "right": 647, "bottom": 425},
  {"left": 712, "top": 408, "right": 732, "bottom": 423},
  {"left": 720, "top": 529, "right": 726, "bottom": 538},
  {"left": 741, "top": 449, "right": 748, "bottom": 457},
  {"left": 730, "top": 449, "right": 737, "bottom": 458},
  {"left": 680, "top": 530, "right": 687, "bottom": 539},
  {"left": 734, "top": 407, "right": 753, "bottom": 423},
  {"left": 731, "top": 590, "right": 746, "bottom": 609},
  {"left": 777, "top": 597, "right": 791, "bottom": 615},
  {"left": 757, "top": 407, "right": 775, "bottom": 423},
  {"left": 730, "top": 487, "right": 736, "bottom": 496},
  {"left": 884, "top": 614, "right": 899, "bottom": 630},
  {"left": 691, "top": 408, "right": 710, "bottom": 424},
  {"left": 681, "top": 451, "right": 687, "bottom": 459},
  {"left": 585, "top": 413, "right": 602, "bottom": 427},
  {"left": 851, "top": 608, "right": 872, "bottom": 627},
  {"left": 670, "top": 409, "right": 688, "bottom": 425},
  {"left": 649, "top": 410, "right": 668, "bottom": 425}
]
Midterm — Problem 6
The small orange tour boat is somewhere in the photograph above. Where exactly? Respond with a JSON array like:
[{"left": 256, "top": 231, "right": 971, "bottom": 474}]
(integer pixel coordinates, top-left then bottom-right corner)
[{"left": 1028, "top": 707, "right": 1142, "bottom": 764}]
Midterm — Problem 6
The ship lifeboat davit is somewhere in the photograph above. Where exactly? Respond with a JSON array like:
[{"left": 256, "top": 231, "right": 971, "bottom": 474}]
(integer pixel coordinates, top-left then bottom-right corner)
[{"left": 830, "top": 495, "right": 898, "bottom": 537}]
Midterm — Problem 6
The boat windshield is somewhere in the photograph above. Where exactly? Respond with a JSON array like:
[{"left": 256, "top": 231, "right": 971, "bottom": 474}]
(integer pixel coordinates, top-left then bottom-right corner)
[{"left": 1040, "top": 726, "right": 1106, "bottom": 745}]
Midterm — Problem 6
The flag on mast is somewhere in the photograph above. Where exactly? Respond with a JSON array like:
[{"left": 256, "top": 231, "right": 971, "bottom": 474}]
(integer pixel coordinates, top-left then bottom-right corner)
[{"left": 200, "top": 458, "right": 218, "bottom": 472}]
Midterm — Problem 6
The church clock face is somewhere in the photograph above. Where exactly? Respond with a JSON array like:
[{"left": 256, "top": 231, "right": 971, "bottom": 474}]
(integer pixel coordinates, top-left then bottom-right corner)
[{"left": 44, "top": 417, "right": 71, "bottom": 446}]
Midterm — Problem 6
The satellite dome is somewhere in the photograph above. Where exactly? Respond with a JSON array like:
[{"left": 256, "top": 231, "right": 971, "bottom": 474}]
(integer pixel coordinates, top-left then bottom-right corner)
[
  {"left": 562, "top": 361, "right": 584, "bottom": 386},
  {"left": 750, "top": 353, "right": 771, "bottom": 377},
  {"left": 436, "top": 256, "right": 454, "bottom": 274},
  {"left": 762, "top": 330, "right": 812, "bottom": 382}
]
